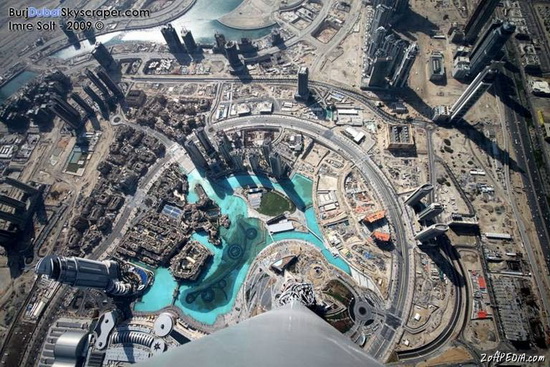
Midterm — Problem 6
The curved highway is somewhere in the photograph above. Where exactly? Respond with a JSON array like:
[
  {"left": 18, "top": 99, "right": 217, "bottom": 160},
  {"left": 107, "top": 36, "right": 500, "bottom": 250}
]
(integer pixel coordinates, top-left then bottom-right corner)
[
  {"left": 213, "top": 114, "right": 414, "bottom": 361},
  {"left": 395, "top": 240, "right": 467, "bottom": 362}
]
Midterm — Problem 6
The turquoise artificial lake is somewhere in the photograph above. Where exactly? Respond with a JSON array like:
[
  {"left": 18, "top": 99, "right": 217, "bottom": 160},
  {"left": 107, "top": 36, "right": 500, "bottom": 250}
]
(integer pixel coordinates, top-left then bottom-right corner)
[
  {"left": 134, "top": 170, "right": 351, "bottom": 324},
  {"left": 54, "top": 0, "right": 275, "bottom": 59}
]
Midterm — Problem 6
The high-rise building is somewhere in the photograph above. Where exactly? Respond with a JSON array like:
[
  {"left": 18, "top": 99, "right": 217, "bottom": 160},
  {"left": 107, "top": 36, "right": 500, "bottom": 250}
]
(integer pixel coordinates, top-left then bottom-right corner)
[
  {"left": 468, "top": 22, "right": 515, "bottom": 77},
  {"left": 249, "top": 153, "right": 261, "bottom": 172},
  {"left": 269, "top": 152, "right": 285, "bottom": 178},
  {"left": 404, "top": 183, "right": 433, "bottom": 206},
  {"left": 184, "top": 139, "right": 209, "bottom": 169},
  {"left": 372, "top": 0, "right": 393, "bottom": 6},
  {"left": 367, "top": 27, "right": 387, "bottom": 60},
  {"left": 181, "top": 28, "right": 197, "bottom": 53},
  {"left": 383, "top": 36, "right": 408, "bottom": 76},
  {"left": 390, "top": 42, "right": 418, "bottom": 88},
  {"left": 432, "top": 105, "right": 451, "bottom": 122},
  {"left": 195, "top": 128, "right": 216, "bottom": 157},
  {"left": 469, "top": 19, "right": 503, "bottom": 58},
  {"left": 161, "top": 24, "right": 185, "bottom": 54},
  {"left": 91, "top": 42, "right": 118, "bottom": 71},
  {"left": 70, "top": 93, "right": 95, "bottom": 116},
  {"left": 85, "top": 68, "right": 109, "bottom": 97},
  {"left": 271, "top": 28, "right": 283, "bottom": 46},
  {"left": 225, "top": 41, "right": 241, "bottom": 67},
  {"left": 452, "top": 57, "right": 471, "bottom": 80},
  {"left": 83, "top": 85, "right": 107, "bottom": 111},
  {"left": 231, "top": 153, "right": 245, "bottom": 171},
  {"left": 238, "top": 38, "right": 257, "bottom": 54},
  {"left": 463, "top": 0, "right": 500, "bottom": 43},
  {"left": 217, "top": 134, "right": 233, "bottom": 166},
  {"left": 0, "top": 195, "right": 26, "bottom": 210},
  {"left": 4, "top": 177, "right": 39, "bottom": 195},
  {"left": 83, "top": 25, "right": 96, "bottom": 44},
  {"left": 52, "top": 96, "right": 81, "bottom": 120},
  {"left": 96, "top": 69, "right": 124, "bottom": 99},
  {"left": 371, "top": 4, "right": 392, "bottom": 31},
  {"left": 418, "top": 203, "right": 444, "bottom": 221},
  {"left": 137, "top": 301, "right": 383, "bottom": 367},
  {"left": 0, "top": 177, "right": 39, "bottom": 229},
  {"left": 414, "top": 223, "right": 449, "bottom": 242},
  {"left": 49, "top": 96, "right": 83, "bottom": 130},
  {"left": 49, "top": 103, "right": 82, "bottom": 130},
  {"left": 449, "top": 66, "right": 499, "bottom": 122},
  {"left": 215, "top": 32, "right": 226, "bottom": 52},
  {"left": 393, "top": 0, "right": 409, "bottom": 14},
  {"left": 35, "top": 255, "right": 152, "bottom": 296},
  {"left": 36, "top": 255, "right": 120, "bottom": 290},
  {"left": 261, "top": 138, "right": 272, "bottom": 161},
  {"left": 368, "top": 56, "right": 392, "bottom": 88},
  {"left": 60, "top": 20, "right": 79, "bottom": 46},
  {"left": 294, "top": 67, "right": 309, "bottom": 100}
]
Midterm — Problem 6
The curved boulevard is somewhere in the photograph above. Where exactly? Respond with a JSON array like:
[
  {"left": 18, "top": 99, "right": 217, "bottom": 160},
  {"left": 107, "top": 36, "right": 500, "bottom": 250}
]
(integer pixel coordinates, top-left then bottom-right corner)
[{"left": 212, "top": 115, "right": 414, "bottom": 360}]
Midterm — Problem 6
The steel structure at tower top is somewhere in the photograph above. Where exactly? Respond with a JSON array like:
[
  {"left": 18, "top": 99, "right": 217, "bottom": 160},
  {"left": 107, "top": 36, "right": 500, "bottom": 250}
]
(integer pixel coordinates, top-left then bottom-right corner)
[{"left": 136, "top": 302, "right": 383, "bottom": 367}]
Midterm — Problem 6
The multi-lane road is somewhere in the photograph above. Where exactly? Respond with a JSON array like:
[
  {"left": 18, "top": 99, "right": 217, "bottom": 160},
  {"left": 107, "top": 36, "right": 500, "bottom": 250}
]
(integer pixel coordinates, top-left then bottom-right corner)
[
  {"left": 212, "top": 115, "right": 414, "bottom": 361},
  {"left": 497, "top": 74, "right": 550, "bottom": 324}
]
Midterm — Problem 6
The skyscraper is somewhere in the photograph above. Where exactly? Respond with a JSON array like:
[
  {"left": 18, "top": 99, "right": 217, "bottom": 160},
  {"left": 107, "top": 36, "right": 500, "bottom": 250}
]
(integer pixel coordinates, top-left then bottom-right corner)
[
  {"left": 231, "top": 153, "right": 245, "bottom": 171},
  {"left": 368, "top": 56, "right": 392, "bottom": 88},
  {"left": 271, "top": 28, "right": 283, "bottom": 46},
  {"left": 137, "top": 301, "right": 383, "bottom": 367},
  {"left": 261, "top": 138, "right": 272, "bottom": 161},
  {"left": 70, "top": 93, "right": 95, "bottom": 116},
  {"left": 181, "top": 28, "right": 197, "bottom": 53},
  {"left": 469, "top": 19, "right": 503, "bottom": 58},
  {"left": 214, "top": 32, "right": 226, "bottom": 52},
  {"left": 249, "top": 153, "right": 261, "bottom": 172},
  {"left": 450, "top": 66, "right": 499, "bottom": 122},
  {"left": 225, "top": 41, "right": 241, "bottom": 67},
  {"left": 36, "top": 255, "right": 119, "bottom": 290},
  {"left": 3, "top": 177, "right": 39, "bottom": 195},
  {"left": 468, "top": 22, "right": 515, "bottom": 77},
  {"left": 414, "top": 223, "right": 449, "bottom": 242},
  {"left": 161, "top": 24, "right": 185, "bottom": 54},
  {"left": 294, "top": 67, "right": 309, "bottom": 100},
  {"left": 418, "top": 203, "right": 444, "bottom": 221},
  {"left": 393, "top": 0, "right": 409, "bottom": 15},
  {"left": 85, "top": 68, "right": 109, "bottom": 97},
  {"left": 184, "top": 139, "right": 209, "bottom": 169},
  {"left": 463, "top": 0, "right": 500, "bottom": 43},
  {"left": 390, "top": 42, "right": 418, "bottom": 88},
  {"left": 0, "top": 178, "right": 40, "bottom": 239},
  {"left": 49, "top": 96, "right": 83, "bottom": 130},
  {"left": 60, "top": 20, "right": 79, "bottom": 46},
  {"left": 383, "top": 36, "right": 408, "bottom": 77},
  {"left": 49, "top": 104, "right": 81, "bottom": 130},
  {"left": 370, "top": 4, "right": 392, "bottom": 31},
  {"left": 404, "top": 184, "right": 433, "bottom": 206},
  {"left": 0, "top": 195, "right": 26, "bottom": 211},
  {"left": 96, "top": 69, "right": 124, "bottom": 99},
  {"left": 195, "top": 128, "right": 216, "bottom": 157},
  {"left": 35, "top": 255, "right": 151, "bottom": 296},
  {"left": 269, "top": 152, "right": 285, "bottom": 178},
  {"left": 367, "top": 27, "right": 387, "bottom": 60},
  {"left": 91, "top": 42, "right": 118, "bottom": 72},
  {"left": 83, "top": 85, "right": 107, "bottom": 111},
  {"left": 216, "top": 132, "right": 233, "bottom": 166}
]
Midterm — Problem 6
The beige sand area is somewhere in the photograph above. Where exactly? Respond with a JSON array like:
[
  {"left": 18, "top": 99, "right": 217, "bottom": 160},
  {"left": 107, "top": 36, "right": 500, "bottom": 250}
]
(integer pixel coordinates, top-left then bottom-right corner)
[{"left": 219, "top": 0, "right": 290, "bottom": 30}]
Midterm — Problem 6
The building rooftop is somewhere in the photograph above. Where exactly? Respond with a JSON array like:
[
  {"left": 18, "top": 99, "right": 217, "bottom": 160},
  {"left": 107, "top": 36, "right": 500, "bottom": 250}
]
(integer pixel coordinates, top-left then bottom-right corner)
[{"left": 363, "top": 210, "right": 386, "bottom": 224}]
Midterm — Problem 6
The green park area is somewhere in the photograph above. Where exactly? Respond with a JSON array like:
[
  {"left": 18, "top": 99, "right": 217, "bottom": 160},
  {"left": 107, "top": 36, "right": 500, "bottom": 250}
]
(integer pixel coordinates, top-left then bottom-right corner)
[{"left": 257, "top": 191, "right": 296, "bottom": 216}]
